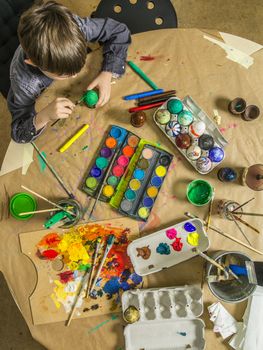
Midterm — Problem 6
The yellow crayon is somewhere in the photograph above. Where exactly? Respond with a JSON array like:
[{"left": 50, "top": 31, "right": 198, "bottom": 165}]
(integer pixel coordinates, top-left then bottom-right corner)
[{"left": 59, "top": 124, "right": 89, "bottom": 153}]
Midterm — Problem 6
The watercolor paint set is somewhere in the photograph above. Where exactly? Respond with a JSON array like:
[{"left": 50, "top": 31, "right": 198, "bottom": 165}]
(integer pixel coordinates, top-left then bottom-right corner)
[
  {"left": 153, "top": 95, "right": 228, "bottom": 174},
  {"left": 122, "top": 286, "right": 205, "bottom": 350},
  {"left": 127, "top": 218, "right": 210, "bottom": 276},
  {"left": 82, "top": 125, "right": 173, "bottom": 221}
]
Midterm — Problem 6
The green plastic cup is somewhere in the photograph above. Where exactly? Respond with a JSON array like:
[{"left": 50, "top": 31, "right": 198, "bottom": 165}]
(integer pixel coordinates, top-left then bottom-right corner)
[
  {"left": 187, "top": 179, "right": 213, "bottom": 206},
  {"left": 9, "top": 193, "right": 37, "bottom": 220}
]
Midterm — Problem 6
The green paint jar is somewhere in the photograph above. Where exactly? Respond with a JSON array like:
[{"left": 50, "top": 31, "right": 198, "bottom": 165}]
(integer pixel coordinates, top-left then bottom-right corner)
[
  {"left": 186, "top": 179, "right": 213, "bottom": 206},
  {"left": 9, "top": 192, "right": 37, "bottom": 220},
  {"left": 82, "top": 90, "right": 99, "bottom": 108}
]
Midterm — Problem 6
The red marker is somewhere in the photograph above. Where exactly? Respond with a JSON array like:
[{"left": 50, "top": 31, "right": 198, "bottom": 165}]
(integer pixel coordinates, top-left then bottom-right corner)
[{"left": 129, "top": 101, "right": 164, "bottom": 113}]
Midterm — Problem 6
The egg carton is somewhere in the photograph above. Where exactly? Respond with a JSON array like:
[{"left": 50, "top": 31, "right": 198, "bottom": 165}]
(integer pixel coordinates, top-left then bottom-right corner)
[
  {"left": 127, "top": 218, "right": 209, "bottom": 276},
  {"left": 123, "top": 286, "right": 205, "bottom": 350},
  {"left": 153, "top": 95, "right": 228, "bottom": 174}
]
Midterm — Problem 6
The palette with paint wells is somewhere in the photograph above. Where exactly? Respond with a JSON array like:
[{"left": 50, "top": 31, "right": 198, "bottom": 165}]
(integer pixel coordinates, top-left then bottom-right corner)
[
  {"left": 116, "top": 144, "right": 173, "bottom": 221},
  {"left": 82, "top": 125, "right": 138, "bottom": 201},
  {"left": 82, "top": 125, "right": 173, "bottom": 221},
  {"left": 153, "top": 95, "right": 228, "bottom": 174},
  {"left": 127, "top": 218, "right": 209, "bottom": 276},
  {"left": 122, "top": 286, "right": 205, "bottom": 350}
]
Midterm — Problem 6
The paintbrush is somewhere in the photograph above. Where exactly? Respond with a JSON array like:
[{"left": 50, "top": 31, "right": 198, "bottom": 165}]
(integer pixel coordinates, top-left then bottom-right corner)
[
  {"left": 18, "top": 206, "right": 74, "bottom": 216},
  {"left": 85, "top": 238, "right": 102, "bottom": 298},
  {"left": 232, "top": 214, "right": 260, "bottom": 234},
  {"left": 88, "top": 151, "right": 119, "bottom": 220},
  {"left": 192, "top": 248, "right": 241, "bottom": 282},
  {"left": 231, "top": 197, "right": 255, "bottom": 212},
  {"left": 89, "top": 234, "right": 115, "bottom": 295},
  {"left": 66, "top": 269, "right": 91, "bottom": 326},
  {"left": 31, "top": 142, "right": 74, "bottom": 199},
  {"left": 21, "top": 185, "right": 76, "bottom": 216},
  {"left": 205, "top": 189, "right": 215, "bottom": 230},
  {"left": 228, "top": 211, "right": 252, "bottom": 246},
  {"left": 234, "top": 211, "right": 263, "bottom": 217},
  {"left": 184, "top": 212, "right": 263, "bottom": 255}
]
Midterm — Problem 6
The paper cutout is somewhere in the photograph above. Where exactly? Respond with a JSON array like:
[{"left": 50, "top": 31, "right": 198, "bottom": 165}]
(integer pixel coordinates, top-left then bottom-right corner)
[
  {"left": 203, "top": 35, "right": 254, "bottom": 69},
  {"left": 0, "top": 140, "right": 34, "bottom": 176},
  {"left": 220, "top": 32, "right": 263, "bottom": 56}
]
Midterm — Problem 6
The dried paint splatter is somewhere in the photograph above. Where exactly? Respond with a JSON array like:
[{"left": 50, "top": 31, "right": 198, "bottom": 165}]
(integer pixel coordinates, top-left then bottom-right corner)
[{"left": 87, "top": 314, "right": 118, "bottom": 333}]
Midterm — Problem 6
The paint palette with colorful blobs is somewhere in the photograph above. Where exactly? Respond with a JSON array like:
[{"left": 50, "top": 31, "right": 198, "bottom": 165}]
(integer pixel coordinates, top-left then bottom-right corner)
[
  {"left": 127, "top": 218, "right": 209, "bottom": 276},
  {"left": 153, "top": 95, "right": 228, "bottom": 174},
  {"left": 82, "top": 126, "right": 138, "bottom": 201},
  {"left": 118, "top": 145, "right": 172, "bottom": 221},
  {"left": 122, "top": 286, "right": 205, "bottom": 350}
]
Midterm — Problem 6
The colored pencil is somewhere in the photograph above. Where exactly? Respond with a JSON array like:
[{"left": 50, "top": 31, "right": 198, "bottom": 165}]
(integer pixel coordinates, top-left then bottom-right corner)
[
  {"left": 66, "top": 269, "right": 91, "bottom": 326},
  {"left": 31, "top": 142, "right": 74, "bottom": 199},
  {"left": 88, "top": 150, "right": 119, "bottom": 220},
  {"left": 127, "top": 60, "right": 159, "bottom": 90},
  {"left": 184, "top": 212, "right": 263, "bottom": 256},
  {"left": 228, "top": 212, "right": 252, "bottom": 246},
  {"left": 138, "top": 90, "right": 176, "bottom": 103},
  {"left": 232, "top": 214, "right": 260, "bottom": 234},
  {"left": 21, "top": 185, "right": 76, "bottom": 216},
  {"left": 123, "top": 89, "right": 164, "bottom": 100},
  {"left": 59, "top": 124, "right": 89, "bottom": 153},
  {"left": 85, "top": 238, "right": 102, "bottom": 298},
  {"left": 89, "top": 235, "right": 115, "bottom": 295},
  {"left": 231, "top": 197, "right": 255, "bottom": 212},
  {"left": 234, "top": 212, "right": 263, "bottom": 217},
  {"left": 129, "top": 101, "right": 164, "bottom": 113},
  {"left": 138, "top": 95, "right": 175, "bottom": 107}
]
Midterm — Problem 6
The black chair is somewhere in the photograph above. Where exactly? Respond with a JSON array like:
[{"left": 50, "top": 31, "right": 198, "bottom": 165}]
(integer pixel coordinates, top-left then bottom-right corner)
[
  {"left": 0, "top": 0, "right": 34, "bottom": 98},
  {"left": 92, "top": 0, "right": 178, "bottom": 35}
]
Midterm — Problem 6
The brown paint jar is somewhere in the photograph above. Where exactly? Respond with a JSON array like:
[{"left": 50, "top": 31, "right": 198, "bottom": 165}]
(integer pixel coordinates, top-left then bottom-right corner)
[
  {"left": 228, "top": 97, "right": 246, "bottom": 115},
  {"left": 241, "top": 105, "right": 260, "bottom": 121}
]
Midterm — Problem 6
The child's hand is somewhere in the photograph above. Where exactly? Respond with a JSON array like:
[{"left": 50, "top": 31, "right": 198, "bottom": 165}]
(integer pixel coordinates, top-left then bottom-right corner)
[
  {"left": 46, "top": 98, "right": 75, "bottom": 120},
  {"left": 87, "top": 71, "right": 112, "bottom": 107},
  {"left": 36, "top": 98, "right": 75, "bottom": 130}
]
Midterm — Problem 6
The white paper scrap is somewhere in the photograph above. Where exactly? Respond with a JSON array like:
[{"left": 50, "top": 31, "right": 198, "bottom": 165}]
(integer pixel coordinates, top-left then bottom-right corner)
[
  {"left": 220, "top": 32, "right": 263, "bottom": 56},
  {"left": 203, "top": 35, "right": 254, "bottom": 69},
  {"left": 208, "top": 302, "right": 238, "bottom": 339}
]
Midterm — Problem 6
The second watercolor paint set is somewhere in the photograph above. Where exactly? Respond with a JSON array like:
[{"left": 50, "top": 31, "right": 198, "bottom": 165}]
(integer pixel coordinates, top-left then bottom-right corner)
[{"left": 82, "top": 125, "right": 173, "bottom": 221}]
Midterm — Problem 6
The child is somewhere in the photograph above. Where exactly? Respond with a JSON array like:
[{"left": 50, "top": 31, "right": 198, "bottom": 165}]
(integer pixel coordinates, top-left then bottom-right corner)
[{"left": 8, "top": 1, "right": 131, "bottom": 143}]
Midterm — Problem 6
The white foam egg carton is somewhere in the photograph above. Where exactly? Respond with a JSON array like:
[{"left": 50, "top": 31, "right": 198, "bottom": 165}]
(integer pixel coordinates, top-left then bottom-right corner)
[
  {"left": 127, "top": 218, "right": 209, "bottom": 276},
  {"left": 153, "top": 95, "right": 228, "bottom": 174},
  {"left": 123, "top": 286, "right": 205, "bottom": 350}
]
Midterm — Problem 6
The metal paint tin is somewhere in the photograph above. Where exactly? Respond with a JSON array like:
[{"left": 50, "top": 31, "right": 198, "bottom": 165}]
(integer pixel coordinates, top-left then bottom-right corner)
[
  {"left": 206, "top": 250, "right": 256, "bottom": 303},
  {"left": 52, "top": 199, "right": 83, "bottom": 228}
]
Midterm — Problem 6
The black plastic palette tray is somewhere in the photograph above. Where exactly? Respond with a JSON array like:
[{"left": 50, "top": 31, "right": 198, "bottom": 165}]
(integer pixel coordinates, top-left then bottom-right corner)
[
  {"left": 153, "top": 95, "right": 228, "bottom": 174},
  {"left": 82, "top": 126, "right": 140, "bottom": 202},
  {"left": 118, "top": 145, "right": 173, "bottom": 222}
]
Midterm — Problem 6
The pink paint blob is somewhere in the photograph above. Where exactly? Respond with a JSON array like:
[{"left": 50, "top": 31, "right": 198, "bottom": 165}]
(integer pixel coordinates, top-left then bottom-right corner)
[
  {"left": 117, "top": 155, "right": 129, "bottom": 167},
  {"left": 166, "top": 228, "right": 177, "bottom": 240},
  {"left": 171, "top": 237, "right": 183, "bottom": 251}
]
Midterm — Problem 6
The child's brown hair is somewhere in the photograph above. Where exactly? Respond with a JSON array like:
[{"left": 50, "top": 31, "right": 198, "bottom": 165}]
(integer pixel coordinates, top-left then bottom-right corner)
[{"left": 18, "top": 1, "right": 87, "bottom": 76}]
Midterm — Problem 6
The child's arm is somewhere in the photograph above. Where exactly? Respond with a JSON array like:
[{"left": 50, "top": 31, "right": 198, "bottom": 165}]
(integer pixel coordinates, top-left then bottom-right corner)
[
  {"left": 8, "top": 85, "right": 75, "bottom": 143},
  {"left": 74, "top": 16, "right": 131, "bottom": 106}
]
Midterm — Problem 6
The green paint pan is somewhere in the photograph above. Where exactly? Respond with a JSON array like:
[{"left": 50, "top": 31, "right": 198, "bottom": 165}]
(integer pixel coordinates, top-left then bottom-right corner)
[
  {"left": 187, "top": 179, "right": 213, "bottom": 206},
  {"left": 9, "top": 192, "right": 37, "bottom": 220}
]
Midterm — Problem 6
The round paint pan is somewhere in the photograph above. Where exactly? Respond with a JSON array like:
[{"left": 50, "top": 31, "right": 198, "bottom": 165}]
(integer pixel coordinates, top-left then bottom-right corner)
[
  {"left": 10, "top": 192, "right": 37, "bottom": 220},
  {"left": 206, "top": 251, "right": 256, "bottom": 303}
]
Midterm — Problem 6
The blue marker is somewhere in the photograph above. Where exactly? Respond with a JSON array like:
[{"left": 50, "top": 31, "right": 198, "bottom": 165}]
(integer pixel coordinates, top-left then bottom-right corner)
[{"left": 123, "top": 89, "right": 164, "bottom": 101}]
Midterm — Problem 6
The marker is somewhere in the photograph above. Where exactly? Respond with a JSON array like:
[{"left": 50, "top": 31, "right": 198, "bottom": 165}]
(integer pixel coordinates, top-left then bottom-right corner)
[
  {"left": 123, "top": 89, "right": 164, "bottom": 101},
  {"left": 138, "top": 95, "right": 174, "bottom": 107},
  {"left": 59, "top": 124, "right": 89, "bottom": 153},
  {"left": 127, "top": 61, "right": 159, "bottom": 90},
  {"left": 129, "top": 101, "right": 164, "bottom": 113},
  {"left": 138, "top": 90, "right": 176, "bottom": 103}
]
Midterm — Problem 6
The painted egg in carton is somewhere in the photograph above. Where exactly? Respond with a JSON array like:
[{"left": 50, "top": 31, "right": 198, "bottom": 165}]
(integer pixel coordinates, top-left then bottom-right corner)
[
  {"left": 127, "top": 218, "right": 209, "bottom": 276},
  {"left": 122, "top": 286, "right": 205, "bottom": 350},
  {"left": 153, "top": 95, "right": 228, "bottom": 174}
]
